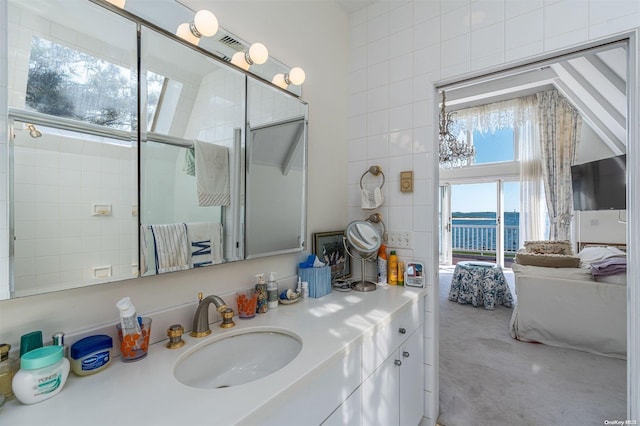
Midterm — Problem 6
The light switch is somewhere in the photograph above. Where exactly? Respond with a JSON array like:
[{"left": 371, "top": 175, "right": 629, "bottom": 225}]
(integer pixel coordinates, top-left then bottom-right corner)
[
  {"left": 92, "top": 266, "right": 112, "bottom": 279},
  {"left": 400, "top": 171, "right": 413, "bottom": 193},
  {"left": 92, "top": 204, "right": 112, "bottom": 216}
]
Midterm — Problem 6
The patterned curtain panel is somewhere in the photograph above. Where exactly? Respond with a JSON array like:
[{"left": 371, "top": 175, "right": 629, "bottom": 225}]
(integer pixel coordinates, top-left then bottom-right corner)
[{"left": 537, "top": 90, "right": 582, "bottom": 241}]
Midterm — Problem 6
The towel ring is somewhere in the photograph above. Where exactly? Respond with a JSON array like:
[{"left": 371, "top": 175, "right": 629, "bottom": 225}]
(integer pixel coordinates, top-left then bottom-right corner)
[{"left": 359, "top": 165, "right": 385, "bottom": 190}]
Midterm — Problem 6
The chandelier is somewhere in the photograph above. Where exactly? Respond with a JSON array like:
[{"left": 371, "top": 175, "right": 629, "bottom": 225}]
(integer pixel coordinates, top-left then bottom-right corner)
[{"left": 439, "top": 91, "right": 475, "bottom": 168}]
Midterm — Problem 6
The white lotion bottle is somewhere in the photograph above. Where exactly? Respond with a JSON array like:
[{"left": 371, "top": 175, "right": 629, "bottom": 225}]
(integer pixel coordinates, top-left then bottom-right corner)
[
  {"left": 266, "top": 272, "right": 279, "bottom": 309},
  {"left": 12, "top": 346, "right": 70, "bottom": 404}
]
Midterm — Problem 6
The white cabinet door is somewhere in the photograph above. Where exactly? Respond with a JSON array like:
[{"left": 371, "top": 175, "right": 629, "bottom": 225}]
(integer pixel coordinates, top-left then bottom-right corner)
[
  {"left": 322, "top": 387, "right": 362, "bottom": 426},
  {"left": 399, "top": 325, "right": 424, "bottom": 426},
  {"left": 362, "top": 352, "right": 400, "bottom": 426}
]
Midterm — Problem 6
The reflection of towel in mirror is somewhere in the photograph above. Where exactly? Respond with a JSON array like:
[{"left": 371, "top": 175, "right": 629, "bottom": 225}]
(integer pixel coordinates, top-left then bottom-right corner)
[
  {"left": 361, "top": 186, "right": 383, "bottom": 209},
  {"left": 149, "top": 223, "right": 190, "bottom": 274},
  {"left": 183, "top": 147, "right": 196, "bottom": 176},
  {"left": 195, "top": 140, "right": 230, "bottom": 206},
  {"left": 353, "top": 222, "right": 379, "bottom": 250},
  {"left": 140, "top": 225, "right": 149, "bottom": 274},
  {"left": 186, "top": 222, "right": 223, "bottom": 267}
]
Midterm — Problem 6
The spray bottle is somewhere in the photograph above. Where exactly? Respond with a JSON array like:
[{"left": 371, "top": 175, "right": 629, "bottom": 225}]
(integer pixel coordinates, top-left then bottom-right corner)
[
  {"left": 377, "top": 243, "right": 388, "bottom": 284},
  {"left": 255, "top": 274, "right": 268, "bottom": 313}
]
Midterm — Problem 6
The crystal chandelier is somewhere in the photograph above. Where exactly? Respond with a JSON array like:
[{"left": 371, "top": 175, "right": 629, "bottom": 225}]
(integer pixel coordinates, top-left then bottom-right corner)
[{"left": 439, "top": 91, "right": 476, "bottom": 168}]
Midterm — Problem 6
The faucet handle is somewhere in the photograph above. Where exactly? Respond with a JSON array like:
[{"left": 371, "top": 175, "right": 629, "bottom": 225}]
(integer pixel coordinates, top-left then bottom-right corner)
[
  {"left": 166, "top": 324, "right": 186, "bottom": 349},
  {"left": 197, "top": 292, "right": 203, "bottom": 301}
]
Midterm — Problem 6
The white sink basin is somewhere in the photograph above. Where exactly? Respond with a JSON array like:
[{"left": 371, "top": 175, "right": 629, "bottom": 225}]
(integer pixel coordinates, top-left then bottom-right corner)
[{"left": 174, "top": 330, "right": 302, "bottom": 389}]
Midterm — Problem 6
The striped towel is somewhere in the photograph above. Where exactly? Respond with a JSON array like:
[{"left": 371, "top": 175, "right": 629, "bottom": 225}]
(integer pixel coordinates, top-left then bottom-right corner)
[
  {"left": 186, "top": 222, "right": 224, "bottom": 268},
  {"left": 149, "top": 224, "right": 190, "bottom": 274},
  {"left": 195, "top": 140, "right": 230, "bottom": 206}
]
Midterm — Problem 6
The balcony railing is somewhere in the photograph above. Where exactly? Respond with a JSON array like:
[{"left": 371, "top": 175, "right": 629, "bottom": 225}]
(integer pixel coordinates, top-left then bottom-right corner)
[{"left": 451, "top": 224, "right": 520, "bottom": 255}]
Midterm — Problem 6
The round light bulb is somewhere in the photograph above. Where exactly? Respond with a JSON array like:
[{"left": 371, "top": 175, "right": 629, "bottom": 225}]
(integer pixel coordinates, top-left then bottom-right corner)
[
  {"left": 248, "top": 43, "right": 269, "bottom": 65},
  {"left": 272, "top": 73, "right": 288, "bottom": 89},
  {"left": 231, "top": 51, "right": 250, "bottom": 70},
  {"left": 106, "top": 0, "right": 126, "bottom": 8},
  {"left": 287, "top": 67, "right": 306, "bottom": 85},
  {"left": 193, "top": 10, "right": 218, "bottom": 37},
  {"left": 176, "top": 23, "right": 200, "bottom": 45}
]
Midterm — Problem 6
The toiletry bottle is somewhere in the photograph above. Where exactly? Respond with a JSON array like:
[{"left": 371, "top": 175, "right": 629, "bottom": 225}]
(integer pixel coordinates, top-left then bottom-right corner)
[
  {"left": 301, "top": 281, "right": 309, "bottom": 299},
  {"left": 52, "top": 331, "right": 69, "bottom": 358},
  {"left": 255, "top": 274, "right": 268, "bottom": 313},
  {"left": 12, "top": 346, "right": 70, "bottom": 405},
  {"left": 398, "top": 261, "right": 405, "bottom": 286},
  {"left": 20, "top": 330, "right": 43, "bottom": 357},
  {"left": 296, "top": 277, "right": 302, "bottom": 295},
  {"left": 0, "top": 343, "right": 18, "bottom": 399},
  {"left": 267, "top": 272, "right": 279, "bottom": 309},
  {"left": 116, "top": 297, "right": 142, "bottom": 337},
  {"left": 388, "top": 251, "right": 398, "bottom": 285},
  {"left": 377, "top": 244, "right": 388, "bottom": 283}
]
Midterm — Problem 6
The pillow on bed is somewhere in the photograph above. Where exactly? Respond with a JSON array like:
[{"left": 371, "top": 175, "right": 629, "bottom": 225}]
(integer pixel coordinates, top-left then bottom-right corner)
[
  {"left": 577, "top": 246, "right": 626, "bottom": 266},
  {"left": 512, "top": 262, "right": 593, "bottom": 280},
  {"left": 515, "top": 251, "right": 581, "bottom": 268},
  {"left": 524, "top": 240, "right": 573, "bottom": 255}
]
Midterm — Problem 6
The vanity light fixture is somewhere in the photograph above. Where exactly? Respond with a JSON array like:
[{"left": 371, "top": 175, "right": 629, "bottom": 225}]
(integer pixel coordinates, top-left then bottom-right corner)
[
  {"left": 272, "top": 67, "right": 306, "bottom": 89},
  {"left": 105, "top": 0, "right": 126, "bottom": 9},
  {"left": 176, "top": 9, "right": 219, "bottom": 46},
  {"left": 230, "top": 43, "right": 269, "bottom": 70}
]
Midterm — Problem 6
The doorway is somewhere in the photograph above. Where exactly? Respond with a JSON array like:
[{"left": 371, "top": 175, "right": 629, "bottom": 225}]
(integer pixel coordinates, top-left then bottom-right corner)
[
  {"left": 435, "top": 34, "right": 636, "bottom": 423},
  {"left": 440, "top": 180, "right": 519, "bottom": 267}
]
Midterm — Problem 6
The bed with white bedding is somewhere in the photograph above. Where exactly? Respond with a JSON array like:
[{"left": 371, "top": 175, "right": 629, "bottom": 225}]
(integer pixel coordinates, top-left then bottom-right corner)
[{"left": 509, "top": 245, "right": 627, "bottom": 359}]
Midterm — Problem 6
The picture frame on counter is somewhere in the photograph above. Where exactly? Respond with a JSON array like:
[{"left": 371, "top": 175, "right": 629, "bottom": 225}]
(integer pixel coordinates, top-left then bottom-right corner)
[{"left": 312, "top": 230, "right": 351, "bottom": 280}]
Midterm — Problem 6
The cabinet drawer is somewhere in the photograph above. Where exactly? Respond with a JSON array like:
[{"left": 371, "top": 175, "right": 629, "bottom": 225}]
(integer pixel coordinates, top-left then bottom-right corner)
[{"left": 362, "top": 298, "right": 423, "bottom": 379}]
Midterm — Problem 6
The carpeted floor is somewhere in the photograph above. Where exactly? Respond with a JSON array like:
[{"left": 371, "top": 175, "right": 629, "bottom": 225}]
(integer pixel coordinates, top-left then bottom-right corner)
[{"left": 438, "top": 269, "right": 627, "bottom": 426}]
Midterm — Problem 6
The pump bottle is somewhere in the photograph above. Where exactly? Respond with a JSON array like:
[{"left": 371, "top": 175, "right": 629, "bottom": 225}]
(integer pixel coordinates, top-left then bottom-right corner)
[{"left": 266, "top": 272, "right": 279, "bottom": 309}]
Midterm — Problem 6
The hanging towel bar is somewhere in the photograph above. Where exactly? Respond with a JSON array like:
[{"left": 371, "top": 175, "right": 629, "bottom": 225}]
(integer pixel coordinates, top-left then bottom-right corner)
[{"left": 359, "top": 165, "right": 385, "bottom": 189}]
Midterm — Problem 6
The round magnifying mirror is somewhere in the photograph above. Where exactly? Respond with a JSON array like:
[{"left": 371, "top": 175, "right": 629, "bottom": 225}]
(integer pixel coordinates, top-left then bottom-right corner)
[{"left": 343, "top": 220, "right": 382, "bottom": 292}]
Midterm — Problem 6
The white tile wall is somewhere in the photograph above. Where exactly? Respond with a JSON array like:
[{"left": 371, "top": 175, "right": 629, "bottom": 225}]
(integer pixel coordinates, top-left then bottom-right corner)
[
  {"left": 346, "top": 0, "right": 639, "bottom": 424},
  {"left": 12, "top": 136, "right": 136, "bottom": 297}
]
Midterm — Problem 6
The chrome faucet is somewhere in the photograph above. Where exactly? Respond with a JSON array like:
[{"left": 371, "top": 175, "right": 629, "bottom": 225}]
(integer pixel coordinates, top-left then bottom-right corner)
[{"left": 190, "top": 292, "right": 232, "bottom": 337}]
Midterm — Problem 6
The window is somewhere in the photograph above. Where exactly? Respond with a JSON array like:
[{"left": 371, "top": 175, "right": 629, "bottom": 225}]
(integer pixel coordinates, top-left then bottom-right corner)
[
  {"left": 472, "top": 128, "right": 515, "bottom": 164},
  {"left": 26, "top": 37, "right": 135, "bottom": 130}
]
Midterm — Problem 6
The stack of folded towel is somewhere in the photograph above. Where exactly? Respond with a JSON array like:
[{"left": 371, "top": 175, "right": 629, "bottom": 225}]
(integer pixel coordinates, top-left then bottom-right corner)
[{"left": 590, "top": 256, "right": 627, "bottom": 277}]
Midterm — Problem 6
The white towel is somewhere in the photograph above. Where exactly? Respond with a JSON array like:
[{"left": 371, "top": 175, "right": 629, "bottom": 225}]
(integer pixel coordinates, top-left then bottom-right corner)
[
  {"left": 186, "top": 222, "right": 224, "bottom": 267},
  {"left": 149, "top": 224, "right": 190, "bottom": 274},
  {"left": 361, "top": 186, "right": 383, "bottom": 209},
  {"left": 195, "top": 140, "right": 230, "bottom": 206}
]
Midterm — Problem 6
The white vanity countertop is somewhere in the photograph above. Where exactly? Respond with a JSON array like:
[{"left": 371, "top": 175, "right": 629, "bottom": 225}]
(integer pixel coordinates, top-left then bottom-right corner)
[{"left": 1, "top": 285, "right": 425, "bottom": 426}]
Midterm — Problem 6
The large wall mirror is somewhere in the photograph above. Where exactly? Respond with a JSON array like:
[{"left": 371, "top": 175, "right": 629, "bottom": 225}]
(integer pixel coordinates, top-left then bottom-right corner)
[
  {"left": 246, "top": 78, "right": 307, "bottom": 259},
  {"left": 3, "top": 0, "right": 308, "bottom": 299},
  {"left": 139, "top": 26, "right": 246, "bottom": 275},
  {"left": 7, "top": 0, "right": 139, "bottom": 298}
]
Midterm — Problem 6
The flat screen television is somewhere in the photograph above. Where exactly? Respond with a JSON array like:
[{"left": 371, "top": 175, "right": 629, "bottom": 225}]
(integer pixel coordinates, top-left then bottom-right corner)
[{"left": 571, "top": 154, "right": 626, "bottom": 211}]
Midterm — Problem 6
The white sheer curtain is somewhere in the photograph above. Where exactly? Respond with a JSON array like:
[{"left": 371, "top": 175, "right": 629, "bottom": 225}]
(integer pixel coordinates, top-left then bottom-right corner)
[
  {"left": 454, "top": 96, "right": 547, "bottom": 246},
  {"left": 516, "top": 96, "right": 547, "bottom": 245}
]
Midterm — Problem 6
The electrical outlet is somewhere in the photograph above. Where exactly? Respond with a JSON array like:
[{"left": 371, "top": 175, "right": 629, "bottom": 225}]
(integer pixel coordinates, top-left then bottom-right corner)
[{"left": 387, "top": 231, "right": 412, "bottom": 249}]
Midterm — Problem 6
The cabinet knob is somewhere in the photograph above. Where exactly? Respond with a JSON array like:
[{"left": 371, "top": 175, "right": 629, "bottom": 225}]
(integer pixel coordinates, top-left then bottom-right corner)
[
  {"left": 403, "top": 351, "right": 410, "bottom": 358},
  {"left": 398, "top": 327, "right": 406, "bottom": 334},
  {"left": 394, "top": 359, "right": 402, "bottom": 366}
]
